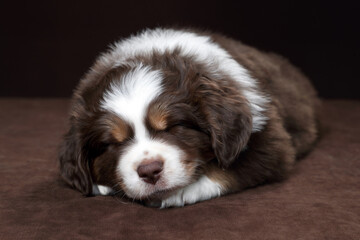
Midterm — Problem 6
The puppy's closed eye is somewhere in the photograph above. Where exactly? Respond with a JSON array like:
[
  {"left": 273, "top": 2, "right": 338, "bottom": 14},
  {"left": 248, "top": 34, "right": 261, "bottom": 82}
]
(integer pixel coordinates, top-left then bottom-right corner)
[
  {"left": 147, "top": 103, "right": 169, "bottom": 131},
  {"left": 93, "top": 113, "right": 134, "bottom": 145}
]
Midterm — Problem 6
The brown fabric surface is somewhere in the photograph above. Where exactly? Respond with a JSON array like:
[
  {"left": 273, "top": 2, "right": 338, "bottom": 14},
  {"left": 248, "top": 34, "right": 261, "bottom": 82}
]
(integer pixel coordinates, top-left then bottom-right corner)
[{"left": 0, "top": 99, "right": 359, "bottom": 240}]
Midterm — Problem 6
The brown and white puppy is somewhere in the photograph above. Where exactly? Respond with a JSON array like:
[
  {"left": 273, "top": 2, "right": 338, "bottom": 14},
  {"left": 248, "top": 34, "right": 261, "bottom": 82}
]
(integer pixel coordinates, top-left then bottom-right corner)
[{"left": 59, "top": 28, "right": 319, "bottom": 208}]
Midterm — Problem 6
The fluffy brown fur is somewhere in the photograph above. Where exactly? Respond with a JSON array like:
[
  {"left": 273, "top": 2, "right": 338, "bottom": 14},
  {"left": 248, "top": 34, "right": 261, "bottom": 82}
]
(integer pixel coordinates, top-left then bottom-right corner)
[{"left": 59, "top": 28, "right": 319, "bottom": 207}]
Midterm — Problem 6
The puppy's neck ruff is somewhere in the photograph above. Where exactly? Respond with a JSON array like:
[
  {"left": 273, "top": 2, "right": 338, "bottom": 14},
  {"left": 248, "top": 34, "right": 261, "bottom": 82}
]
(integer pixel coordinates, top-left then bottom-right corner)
[{"left": 97, "top": 28, "right": 268, "bottom": 132}]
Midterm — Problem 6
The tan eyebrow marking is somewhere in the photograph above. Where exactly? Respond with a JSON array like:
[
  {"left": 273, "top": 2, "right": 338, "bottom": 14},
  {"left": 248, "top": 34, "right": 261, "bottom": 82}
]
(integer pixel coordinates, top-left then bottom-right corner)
[
  {"left": 108, "top": 116, "right": 130, "bottom": 142},
  {"left": 148, "top": 104, "right": 168, "bottom": 131}
]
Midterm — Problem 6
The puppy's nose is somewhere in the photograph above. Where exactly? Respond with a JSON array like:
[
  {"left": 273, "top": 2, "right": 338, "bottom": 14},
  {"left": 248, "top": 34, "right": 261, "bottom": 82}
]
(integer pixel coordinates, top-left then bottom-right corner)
[{"left": 137, "top": 160, "right": 163, "bottom": 184}]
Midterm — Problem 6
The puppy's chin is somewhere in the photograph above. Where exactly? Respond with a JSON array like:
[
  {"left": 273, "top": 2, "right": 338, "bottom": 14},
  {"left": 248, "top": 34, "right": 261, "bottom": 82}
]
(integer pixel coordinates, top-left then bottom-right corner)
[{"left": 123, "top": 180, "right": 190, "bottom": 201}]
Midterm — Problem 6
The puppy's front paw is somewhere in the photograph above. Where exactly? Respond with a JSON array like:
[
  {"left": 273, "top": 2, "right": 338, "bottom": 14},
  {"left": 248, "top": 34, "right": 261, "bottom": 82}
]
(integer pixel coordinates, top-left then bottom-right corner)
[
  {"left": 142, "top": 190, "right": 186, "bottom": 208},
  {"left": 160, "top": 176, "right": 223, "bottom": 208},
  {"left": 160, "top": 189, "right": 186, "bottom": 208}
]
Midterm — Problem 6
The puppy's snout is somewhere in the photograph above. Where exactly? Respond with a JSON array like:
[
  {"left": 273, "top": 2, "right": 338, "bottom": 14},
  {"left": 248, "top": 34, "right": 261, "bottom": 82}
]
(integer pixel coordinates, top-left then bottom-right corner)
[{"left": 137, "top": 160, "right": 163, "bottom": 184}]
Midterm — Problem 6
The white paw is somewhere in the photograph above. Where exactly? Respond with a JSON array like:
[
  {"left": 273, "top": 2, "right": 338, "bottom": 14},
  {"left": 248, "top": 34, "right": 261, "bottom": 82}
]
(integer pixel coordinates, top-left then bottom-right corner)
[
  {"left": 92, "top": 184, "right": 113, "bottom": 195},
  {"left": 160, "top": 189, "right": 186, "bottom": 208},
  {"left": 160, "top": 176, "right": 223, "bottom": 208}
]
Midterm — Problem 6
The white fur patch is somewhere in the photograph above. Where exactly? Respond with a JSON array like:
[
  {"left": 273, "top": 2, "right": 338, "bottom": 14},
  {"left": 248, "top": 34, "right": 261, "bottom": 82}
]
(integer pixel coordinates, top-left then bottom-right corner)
[
  {"left": 160, "top": 176, "right": 223, "bottom": 208},
  {"left": 92, "top": 184, "right": 113, "bottom": 195},
  {"left": 99, "top": 28, "right": 268, "bottom": 131}
]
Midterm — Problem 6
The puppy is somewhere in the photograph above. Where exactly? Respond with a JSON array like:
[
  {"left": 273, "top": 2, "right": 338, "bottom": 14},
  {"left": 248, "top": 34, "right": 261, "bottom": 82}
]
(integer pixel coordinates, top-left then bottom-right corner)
[{"left": 59, "top": 28, "right": 319, "bottom": 208}]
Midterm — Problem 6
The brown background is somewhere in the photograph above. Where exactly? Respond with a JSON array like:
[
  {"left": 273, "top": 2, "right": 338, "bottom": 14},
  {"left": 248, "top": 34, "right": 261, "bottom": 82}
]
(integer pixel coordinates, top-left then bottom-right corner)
[{"left": 1, "top": 0, "right": 360, "bottom": 98}]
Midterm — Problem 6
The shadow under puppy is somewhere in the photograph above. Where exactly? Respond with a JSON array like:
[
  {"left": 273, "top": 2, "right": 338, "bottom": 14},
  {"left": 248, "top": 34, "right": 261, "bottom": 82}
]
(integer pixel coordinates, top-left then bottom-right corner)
[{"left": 59, "top": 28, "right": 319, "bottom": 208}]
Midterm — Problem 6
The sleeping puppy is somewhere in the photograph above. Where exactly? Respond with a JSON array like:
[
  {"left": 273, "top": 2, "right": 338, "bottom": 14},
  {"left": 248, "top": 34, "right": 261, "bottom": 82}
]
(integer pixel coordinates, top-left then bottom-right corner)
[{"left": 59, "top": 28, "right": 319, "bottom": 208}]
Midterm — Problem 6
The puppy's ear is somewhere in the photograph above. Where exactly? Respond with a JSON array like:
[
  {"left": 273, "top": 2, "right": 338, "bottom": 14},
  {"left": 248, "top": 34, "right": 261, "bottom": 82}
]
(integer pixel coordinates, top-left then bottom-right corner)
[
  {"left": 59, "top": 124, "right": 93, "bottom": 195},
  {"left": 196, "top": 76, "right": 253, "bottom": 168}
]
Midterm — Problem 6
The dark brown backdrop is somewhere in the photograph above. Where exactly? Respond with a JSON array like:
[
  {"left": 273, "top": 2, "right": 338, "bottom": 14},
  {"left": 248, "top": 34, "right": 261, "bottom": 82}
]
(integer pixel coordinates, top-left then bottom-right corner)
[{"left": 1, "top": 1, "right": 359, "bottom": 98}]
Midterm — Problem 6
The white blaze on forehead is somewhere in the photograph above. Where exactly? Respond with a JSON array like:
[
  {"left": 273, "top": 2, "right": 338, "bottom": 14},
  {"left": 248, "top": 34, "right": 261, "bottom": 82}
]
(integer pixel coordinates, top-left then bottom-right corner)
[
  {"left": 100, "top": 65, "right": 163, "bottom": 138},
  {"left": 98, "top": 28, "right": 269, "bottom": 131}
]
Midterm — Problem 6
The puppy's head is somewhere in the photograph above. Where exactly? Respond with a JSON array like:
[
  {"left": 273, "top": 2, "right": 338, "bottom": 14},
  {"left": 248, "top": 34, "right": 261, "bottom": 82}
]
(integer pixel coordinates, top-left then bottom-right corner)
[{"left": 59, "top": 59, "right": 252, "bottom": 200}]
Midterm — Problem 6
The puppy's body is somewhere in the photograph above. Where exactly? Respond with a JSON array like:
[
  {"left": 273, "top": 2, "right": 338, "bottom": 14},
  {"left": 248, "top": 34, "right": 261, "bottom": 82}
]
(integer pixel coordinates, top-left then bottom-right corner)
[{"left": 59, "top": 28, "right": 319, "bottom": 208}]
